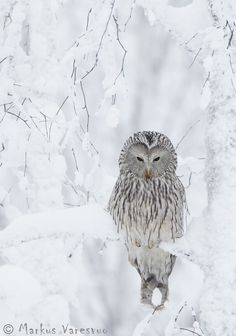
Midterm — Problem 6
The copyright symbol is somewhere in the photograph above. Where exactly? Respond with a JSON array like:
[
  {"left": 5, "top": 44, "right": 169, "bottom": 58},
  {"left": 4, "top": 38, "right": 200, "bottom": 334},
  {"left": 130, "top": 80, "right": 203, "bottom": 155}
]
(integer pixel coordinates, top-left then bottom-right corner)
[{"left": 3, "top": 324, "right": 14, "bottom": 334}]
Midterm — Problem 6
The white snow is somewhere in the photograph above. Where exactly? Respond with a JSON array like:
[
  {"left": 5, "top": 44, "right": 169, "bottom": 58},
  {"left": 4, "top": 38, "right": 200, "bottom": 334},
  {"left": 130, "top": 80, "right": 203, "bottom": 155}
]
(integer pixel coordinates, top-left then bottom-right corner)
[
  {"left": 0, "top": 204, "right": 116, "bottom": 249},
  {"left": 0, "top": 0, "right": 227, "bottom": 335}
]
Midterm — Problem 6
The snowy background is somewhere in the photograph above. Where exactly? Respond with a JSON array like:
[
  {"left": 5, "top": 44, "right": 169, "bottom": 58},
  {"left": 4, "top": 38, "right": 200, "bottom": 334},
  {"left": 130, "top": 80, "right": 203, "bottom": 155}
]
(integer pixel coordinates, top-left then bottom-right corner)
[{"left": 0, "top": 0, "right": 233, "bottom": 335}]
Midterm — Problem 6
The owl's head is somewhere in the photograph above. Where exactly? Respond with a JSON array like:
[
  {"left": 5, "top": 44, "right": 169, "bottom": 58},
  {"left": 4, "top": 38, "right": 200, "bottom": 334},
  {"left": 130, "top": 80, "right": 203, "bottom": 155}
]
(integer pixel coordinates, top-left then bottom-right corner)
[{"left": 119, "top": 131, "right": 177, "bottom": 179}]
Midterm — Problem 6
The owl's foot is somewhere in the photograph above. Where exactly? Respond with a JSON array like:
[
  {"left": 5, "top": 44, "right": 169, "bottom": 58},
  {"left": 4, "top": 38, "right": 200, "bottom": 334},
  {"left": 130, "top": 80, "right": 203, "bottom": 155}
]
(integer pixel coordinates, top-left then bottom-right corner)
[{"left": 140, "top": 284, "right": 155, "bottom": 309}]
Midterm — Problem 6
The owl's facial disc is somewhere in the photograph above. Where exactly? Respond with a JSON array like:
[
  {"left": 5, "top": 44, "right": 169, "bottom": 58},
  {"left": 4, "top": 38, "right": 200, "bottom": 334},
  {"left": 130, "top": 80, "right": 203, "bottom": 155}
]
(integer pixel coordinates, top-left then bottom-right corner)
[{"left": 126, "top": 143, "right": 171, "bottom": 179}]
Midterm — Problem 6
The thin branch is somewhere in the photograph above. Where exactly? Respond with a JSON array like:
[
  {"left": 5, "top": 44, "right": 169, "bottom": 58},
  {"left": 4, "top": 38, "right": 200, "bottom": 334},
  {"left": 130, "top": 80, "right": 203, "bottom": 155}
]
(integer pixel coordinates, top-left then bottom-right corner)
[
  {"left": 124, "top": 0, "right": 136, "bottom": 32},
  {"left": 39, "top": 112, "right": 49, "bottom": 138},
  {"left": 72, "top": 148, "right": 79, "bottom": 171},
  {"left": 185, "top": 33, "right": 199, "bottom": 46},
  {"left": 174, "top": 302, "right": 187, "bottom": 322},
  {"left": 0, "top": 143, "right": 5, "bottom": 152},
  {"left": 201, "top": 72, "right": 210, "bottom": 92},
  {"left": 29, "top": 116, "right": 47, "bottom": 138},
  {"left": 22, "top": 97, "right": 27, "bottom": 105},
  {"left": 175, "top": 119, "right": 200, "bottom": 151},
  {"left": 6, "top": 110, "right": 30, "bottom": 128},
  {"left": 180, "top": 327, "right": 202, "bottom": 336},
  {"left": 71, "top": 59, "right": 77, "bottom": 85},
  {"left": 188, "top": 48, "right": 202, "bottom": 69},
  {"left": 113, "top": 15, "right": 127, "bottom": 84},
  {"left": 185, "top": 171, "right": 193, "bottom": 189},
  {"left": 229, "top": 53, "right": 235, "bottom": 74},
  {"left": 81, "top": 0, "right": 116, "bottom": 80},
  {"left": 64, "top": 203, "right": 81, "bottom": 208},
  {"left": 49, "top": 96, "right": 69, "bottom": 141},
  {"left": 24, "top": 152, "right": 27, "bottom": 177},
  {"left": 3, "top": 13, "right": 12, "bottom": 30},
  {"left": 0, "top": 56, "right": 8, "bottom": 65},
  {"left": 0, "top": 187, "right": 12, "bottom": 207},
  {"left": 55, "top": 95, "right": 69, "bottom": 116},
  {"left": 86, "top": 8, "right": 92, "bottom": 31},
  {"left": 225, "top": 20, "right": 234, "bottom": 49},
  {"left": 76, "top": 128, "right": 99, "bottom": 155},
  {"left": 231, "top": 78, "right": 236, "bottom": 94},
  {"left": 191, "top": 306, "right": 205, "bottom": 335},
  {"left": 80, "top": 81, "right": 90, "bottom": 132}
]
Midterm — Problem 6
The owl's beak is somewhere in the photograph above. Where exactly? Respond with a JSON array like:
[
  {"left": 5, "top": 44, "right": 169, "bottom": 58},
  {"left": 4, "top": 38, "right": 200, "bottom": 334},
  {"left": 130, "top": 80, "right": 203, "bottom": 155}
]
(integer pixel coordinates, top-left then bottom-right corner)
[{"left": 144, "top": 169, "right": 152, "bottom": 179}]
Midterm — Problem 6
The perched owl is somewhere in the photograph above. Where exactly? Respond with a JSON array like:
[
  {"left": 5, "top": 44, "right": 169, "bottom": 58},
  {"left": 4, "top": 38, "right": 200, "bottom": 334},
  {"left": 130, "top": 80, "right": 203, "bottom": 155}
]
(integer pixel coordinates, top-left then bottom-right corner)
[{"left": 108, "top": 131, "right": 186, "bottom": 310}]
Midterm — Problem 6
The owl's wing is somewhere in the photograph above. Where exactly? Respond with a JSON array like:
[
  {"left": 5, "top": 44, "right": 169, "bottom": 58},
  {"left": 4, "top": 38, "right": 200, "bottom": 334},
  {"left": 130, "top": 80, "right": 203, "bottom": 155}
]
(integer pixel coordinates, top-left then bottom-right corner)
[
  {"left": 174, "top": 176, "right": 187, "bottom": 238},
  {"left": 107, "top": 176, "right": 122, "bottom": 227},
  {"left": 108, "top": 178, "right": 117, "bottom": 212}
]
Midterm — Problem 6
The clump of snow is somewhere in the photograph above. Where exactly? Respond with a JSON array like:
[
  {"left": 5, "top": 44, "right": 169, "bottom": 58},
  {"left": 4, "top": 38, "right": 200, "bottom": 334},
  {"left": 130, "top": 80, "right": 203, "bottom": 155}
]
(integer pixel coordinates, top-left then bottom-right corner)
[
  {"left": 0, "top": 204, "right": 119, "bottom": 330},
  {"left": 105, "top": 105, "right": 121, "bottom": 128},
  {"left": 0, "top": 265, "right": 43, "bottom": 313},
  {"left": 0, "top": 204, "right": 116, "bottom": 249}
]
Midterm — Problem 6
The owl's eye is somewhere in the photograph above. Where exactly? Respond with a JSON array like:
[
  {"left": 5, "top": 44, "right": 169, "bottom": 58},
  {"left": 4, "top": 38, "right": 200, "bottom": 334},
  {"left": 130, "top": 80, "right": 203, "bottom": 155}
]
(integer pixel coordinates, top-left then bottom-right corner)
[
  {"left": 153, "top": 157, "right": 160, "bottom": 162},
  {"left": 137, "top": 156, "right": 144, "bottom": 162}
]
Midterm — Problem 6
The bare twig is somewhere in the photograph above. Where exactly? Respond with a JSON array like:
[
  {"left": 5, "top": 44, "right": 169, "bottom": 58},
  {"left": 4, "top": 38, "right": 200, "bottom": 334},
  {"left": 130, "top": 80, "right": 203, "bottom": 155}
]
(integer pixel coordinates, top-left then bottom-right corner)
[
  {"left": 188, "top": 48, "right": 202, "bottom": 69},
  {"left": 175, "top": 119, "right": 200, "bottom": 151},
  {"left": 24, "top": 152, "right": 27, "bottom": 177},
  {"left": 229, "top": 53, "right": 235, "bottom": 74},
  {"left": 180, "top": 327, "right": 202, "bottom": 336},
  {"left": 22, "top": 97, "right": 27, "bottom": 105},
  {"left": 174, "top": 302, "right": 187, "bottom": 322},
  {"left": 0, "top": 143, "right": 4, "bottom": 152},
  {"left": 86, "top": 8, "right": 92, "bottom": 31},
  {"left": 113, "top": 15, "right": 127, "bottom": 84},
  {"left": 76, "top": 128, "right": 99, "bottom": 155},
  {"left": 72, "top": 148, "right": 79, "bottom": 171},
  {"left": 3, "top": 13, "right": 12, "bottom": 29},
  {"left": 0, "top": 56, "right": 8, "bottom": 65},
  {"left": 71, "top": 59, "right": 77, "bottom": 85},
  {"left": 225, "top": 20, "right": 234, "bottom": 49},
  {"left": 29, "top": 116, "right": 47, "bottom": 139},
  {"left": 231, "top": 78, "right": 236, "bottom": 94},
  {"left": 55, "top": 95, "right": 69, "bottom": 116},
  {"left": 202, "top": 71, "right": 210, "bottom": 91},
  {"left": 0, "top": 187, "right": 12, "bottom": 207},
  {"left": 124, "top": 0, "right": 136, "bottom": 32},
  {"left": 185, "top": 33, "right": 199, "bottom": 46},
  {"left": 81, "top": 0, "right": 116, "bottom": 80},
  {"left": 80, "top": 81, "right": 90, "bottom": 132},
  {"left": 64, "top": 203, "right": 81, "bottom": 208},
  {"left": 49, "top": 96, "right": 69, "bottom": 141},
  {"left": 0, "top": 103, "right": 13, "bottom": 123},
  {"left": 6, "top": 110, "right": 31, "bottom": 128},
  {"left": 39, "top": 112, "right": 49, "bottom": 138},
  {"left": 185, "top": 171, "right": 193, "bottom": 189},
  {"left": 191, "top": 306, "right": 205, "bottom": 335}
]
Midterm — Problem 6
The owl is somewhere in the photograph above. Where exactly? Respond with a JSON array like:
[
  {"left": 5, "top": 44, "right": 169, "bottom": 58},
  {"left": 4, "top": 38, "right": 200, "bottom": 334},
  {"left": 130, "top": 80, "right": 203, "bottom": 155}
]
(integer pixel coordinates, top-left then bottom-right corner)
[{"left": 108, "top": 131, "right": 186, "bottom": 310}]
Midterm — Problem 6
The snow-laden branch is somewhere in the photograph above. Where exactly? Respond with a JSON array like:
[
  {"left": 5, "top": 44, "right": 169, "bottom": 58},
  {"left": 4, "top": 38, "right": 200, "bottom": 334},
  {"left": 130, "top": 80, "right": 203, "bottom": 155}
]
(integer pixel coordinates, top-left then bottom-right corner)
[{"left": 0, "top": 205, "right": 117, "bottom": 251}]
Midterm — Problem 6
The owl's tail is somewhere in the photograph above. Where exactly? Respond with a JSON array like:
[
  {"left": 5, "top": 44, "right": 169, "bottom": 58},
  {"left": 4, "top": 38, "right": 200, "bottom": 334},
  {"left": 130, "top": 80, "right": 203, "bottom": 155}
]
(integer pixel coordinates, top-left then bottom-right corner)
[
  {"left": 140, "top": 275, "right": 169, "bottom": 310},
  {"left": 140, "top": 275, "right": 157, "bottom": 308}
]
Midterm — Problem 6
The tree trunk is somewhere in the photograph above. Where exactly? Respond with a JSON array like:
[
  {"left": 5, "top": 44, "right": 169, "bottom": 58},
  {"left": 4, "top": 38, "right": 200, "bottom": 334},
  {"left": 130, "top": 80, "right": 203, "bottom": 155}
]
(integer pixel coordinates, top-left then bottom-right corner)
[{"left": 199, "top": 2, "right": 236, "bottom": 335}]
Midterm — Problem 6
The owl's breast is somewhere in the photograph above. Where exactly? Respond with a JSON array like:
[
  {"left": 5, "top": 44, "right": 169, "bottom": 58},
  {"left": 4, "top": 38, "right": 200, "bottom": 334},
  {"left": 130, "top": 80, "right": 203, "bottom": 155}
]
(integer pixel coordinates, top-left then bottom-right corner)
[{"left": 112, "top": 176, "right": 184, "bottom": 247}]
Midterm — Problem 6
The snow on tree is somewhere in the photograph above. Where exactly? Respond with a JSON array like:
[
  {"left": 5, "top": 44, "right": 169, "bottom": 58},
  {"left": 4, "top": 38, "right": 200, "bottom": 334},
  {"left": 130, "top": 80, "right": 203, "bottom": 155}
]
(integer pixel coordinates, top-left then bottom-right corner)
[
  {"left": 130, "top": 1, "right": 236, "bottom": 335},
  {"left": 0, "top": 0, "right": 230, "bottom": 335}
]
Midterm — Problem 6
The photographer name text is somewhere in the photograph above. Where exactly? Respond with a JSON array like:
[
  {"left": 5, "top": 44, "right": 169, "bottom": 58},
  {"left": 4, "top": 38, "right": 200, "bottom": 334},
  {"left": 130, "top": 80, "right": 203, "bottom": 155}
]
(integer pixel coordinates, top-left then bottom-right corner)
[{"left": 2, "top": 323, "right": 107, "bottom": 335}]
